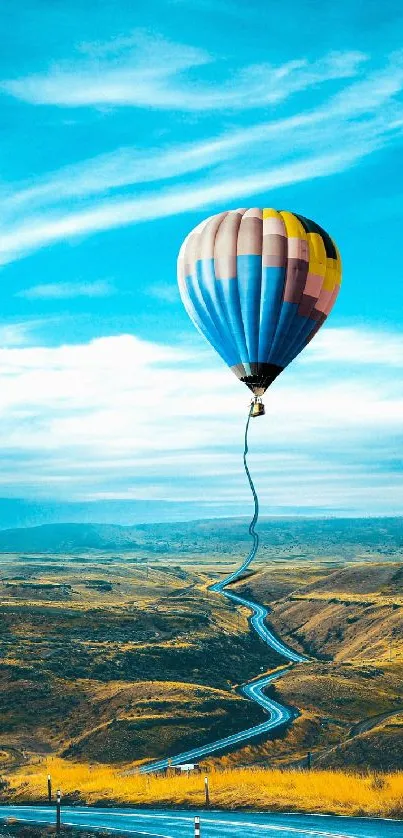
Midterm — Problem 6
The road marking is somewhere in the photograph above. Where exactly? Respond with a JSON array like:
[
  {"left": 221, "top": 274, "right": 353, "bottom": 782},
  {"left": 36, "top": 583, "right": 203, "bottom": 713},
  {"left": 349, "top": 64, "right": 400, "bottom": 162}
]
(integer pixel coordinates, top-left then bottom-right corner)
[
  {"left": 0, "top": 815, "right": 174, "bottom": 838},
  {"left": 74, "top": 811, "right": 361, "bottom": 837}
]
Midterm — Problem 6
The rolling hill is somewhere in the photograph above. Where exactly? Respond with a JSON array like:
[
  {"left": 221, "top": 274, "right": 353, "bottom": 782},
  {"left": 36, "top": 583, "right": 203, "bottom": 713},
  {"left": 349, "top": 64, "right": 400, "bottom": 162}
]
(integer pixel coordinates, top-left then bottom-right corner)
[{"left": 0, "top": 516, "right": 401, "bottom": 559}]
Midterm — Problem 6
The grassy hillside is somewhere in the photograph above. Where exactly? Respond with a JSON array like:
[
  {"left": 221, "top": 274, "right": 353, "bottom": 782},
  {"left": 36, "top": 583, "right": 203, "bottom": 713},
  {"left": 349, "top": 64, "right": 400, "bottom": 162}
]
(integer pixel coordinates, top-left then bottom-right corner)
[
  {"left": 0, "top": 558, "right": 280, "bottom": 769},
  {"left": 61, "top": 680, "right": 264, "bottom": 764},
  {"left": 0, "top": 516, "right": 402, "bottom": 561},
  {"left": 232, "top": 561, "right": 403, "bottom": 770},
  {"left": 243, "top": 562, "right": 403, "bottom": 662}
]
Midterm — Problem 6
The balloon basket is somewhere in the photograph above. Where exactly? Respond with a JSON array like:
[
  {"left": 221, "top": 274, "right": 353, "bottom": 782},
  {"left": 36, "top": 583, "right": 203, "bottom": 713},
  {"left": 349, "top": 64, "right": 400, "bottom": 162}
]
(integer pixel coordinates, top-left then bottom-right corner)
[{"left": 250, "top": 398, "right": 265, "bottom": 418}]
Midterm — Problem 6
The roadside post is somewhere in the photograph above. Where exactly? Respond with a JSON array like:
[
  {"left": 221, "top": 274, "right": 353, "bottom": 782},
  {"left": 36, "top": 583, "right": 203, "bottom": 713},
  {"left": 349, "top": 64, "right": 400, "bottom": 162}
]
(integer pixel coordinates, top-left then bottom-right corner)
[
  {"left": 204, "top": 775, "right": 210, "bottom": 807},
  {"left": 56, "top": 789, "right": 61, "bottom": 834},
  {"left": 47, "top": 774, "right": 52, "bottom": 803},
  {"left": 194, "top": 815, "right": 201, "bottom": 837}
]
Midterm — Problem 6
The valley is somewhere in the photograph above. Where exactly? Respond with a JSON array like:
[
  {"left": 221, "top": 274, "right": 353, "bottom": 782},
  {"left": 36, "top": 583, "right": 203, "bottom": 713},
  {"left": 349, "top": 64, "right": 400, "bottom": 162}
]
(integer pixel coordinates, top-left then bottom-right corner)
[{"left": 0, "top": 539, "right": 401, "bottom": 779}]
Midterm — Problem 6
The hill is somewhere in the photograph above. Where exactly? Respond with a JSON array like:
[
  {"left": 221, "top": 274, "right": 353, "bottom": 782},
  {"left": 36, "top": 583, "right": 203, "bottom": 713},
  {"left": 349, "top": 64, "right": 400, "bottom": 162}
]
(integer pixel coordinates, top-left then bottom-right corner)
[
  {"left": 0, "top": 556, "right": 279, "bottom": 770},
  {"left": 0, "top": 516, "right": 402, "bottom": 560},
  {"left": 229, "top": 561, "right": 403, "bottom": 770}
]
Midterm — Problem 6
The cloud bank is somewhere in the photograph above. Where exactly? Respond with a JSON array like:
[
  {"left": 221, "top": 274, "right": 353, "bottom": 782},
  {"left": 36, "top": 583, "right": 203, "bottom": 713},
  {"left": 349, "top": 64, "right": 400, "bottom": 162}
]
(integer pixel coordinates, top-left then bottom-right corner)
[{"left": 0, "top": 325, "right": 401, "bottom": 515}]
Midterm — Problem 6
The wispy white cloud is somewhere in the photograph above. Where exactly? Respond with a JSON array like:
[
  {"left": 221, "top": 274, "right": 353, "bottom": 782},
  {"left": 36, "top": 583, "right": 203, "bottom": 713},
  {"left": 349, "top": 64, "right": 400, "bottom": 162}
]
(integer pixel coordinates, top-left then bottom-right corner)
[
  {"left": 0, "top": 50, "right": 402, "bottom": 266},
  {"left": 5, "top": 54, "right": 401, "bottom": 216},
  {"left": 0, "top": 32, "right": 365, "bottom": 110},
  {"left": 0, "top": 326, "right": 401, "bottom": 513},
  {"left": 0, "top": 323, "right": 33, "bottom": 347},
  {"left": 17, "top": 279, "right": 115, "bottom": 300},
  {"left": 0, "top": 318, "right": 58, "bottom": 347},
  {"left": 4, "top": 134, "right": 245, "bottom": 214},
  {"left": 0, "top": 147, "right": 365, "bottom": 265}
]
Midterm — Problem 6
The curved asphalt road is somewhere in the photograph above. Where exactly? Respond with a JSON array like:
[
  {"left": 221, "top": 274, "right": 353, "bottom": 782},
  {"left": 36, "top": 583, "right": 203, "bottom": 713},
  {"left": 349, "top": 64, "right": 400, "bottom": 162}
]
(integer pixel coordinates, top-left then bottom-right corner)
[
  {"left": 139, "top": 586, "right": 307, "bottom": 773},
  {"left": 222, "top": 589, "right": 308, "bottom": 664},
  {"left": 0, "top": 806, "right": 402, "bottom": 837}
]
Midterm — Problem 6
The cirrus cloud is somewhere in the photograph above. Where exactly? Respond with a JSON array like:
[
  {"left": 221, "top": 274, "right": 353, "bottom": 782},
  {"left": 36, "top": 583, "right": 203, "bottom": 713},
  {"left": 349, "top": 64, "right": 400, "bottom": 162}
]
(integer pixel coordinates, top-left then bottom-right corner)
[
  {"left": 0, "top": 34, "right": 366, "bottom": 110},
  {"left": 17, "top": 279, "right": 116, "bottom": 300}
]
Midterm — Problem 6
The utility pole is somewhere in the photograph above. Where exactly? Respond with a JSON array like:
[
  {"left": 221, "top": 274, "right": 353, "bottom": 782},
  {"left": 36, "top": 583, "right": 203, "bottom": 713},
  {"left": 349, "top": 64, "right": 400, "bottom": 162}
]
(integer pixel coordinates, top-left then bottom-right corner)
[
  {"left": 56, "top": 789, "right": 61, "bottom": 834},
  {"left": 204, "top": 775, "right": 210, "bottom": 807}
]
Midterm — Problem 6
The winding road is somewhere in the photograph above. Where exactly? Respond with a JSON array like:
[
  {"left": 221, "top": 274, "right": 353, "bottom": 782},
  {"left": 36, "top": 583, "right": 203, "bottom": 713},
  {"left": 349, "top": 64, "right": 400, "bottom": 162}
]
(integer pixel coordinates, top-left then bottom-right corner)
[
  {"left": 140, "top": 584, "right": 307, "bottom": 773},
  {"left": 0, "top": 805, "right": 402, "bottom": 837},
  {"left": 139, "top": 413, "right": 309, "bottom": 774}
]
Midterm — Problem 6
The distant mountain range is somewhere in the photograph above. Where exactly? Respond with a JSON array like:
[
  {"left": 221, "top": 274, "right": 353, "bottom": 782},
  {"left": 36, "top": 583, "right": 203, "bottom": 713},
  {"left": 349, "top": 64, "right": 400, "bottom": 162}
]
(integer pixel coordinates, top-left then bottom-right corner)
[
  {"left": 0, "top": 497, "right": 218, "bottom": 530},
  {"left": 0, "top": 517, "right": 401, "bottom": 556},
  {"left": 0, "top": 498, "right": 383, "bottom": 531}
]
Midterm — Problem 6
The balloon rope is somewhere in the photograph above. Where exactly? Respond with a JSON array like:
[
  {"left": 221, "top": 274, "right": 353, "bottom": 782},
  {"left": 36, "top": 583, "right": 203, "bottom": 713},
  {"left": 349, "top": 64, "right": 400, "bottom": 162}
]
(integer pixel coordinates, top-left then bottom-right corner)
[
  {"left": 211, "top": 404, "right": 259, "bottom": 592},
  {"left": 243, "top": 406, "right": 260, "bottom": 572}
]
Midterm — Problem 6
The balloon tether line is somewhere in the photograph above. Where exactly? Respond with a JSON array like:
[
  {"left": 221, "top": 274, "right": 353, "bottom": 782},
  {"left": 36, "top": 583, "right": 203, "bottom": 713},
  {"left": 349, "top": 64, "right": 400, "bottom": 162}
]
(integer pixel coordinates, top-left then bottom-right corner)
[
  {"left": 212, "top": 402, "right": 259, "bottom": 593},
  {"left": 243, "top": 405, "right": 259, "bottom": 573}
]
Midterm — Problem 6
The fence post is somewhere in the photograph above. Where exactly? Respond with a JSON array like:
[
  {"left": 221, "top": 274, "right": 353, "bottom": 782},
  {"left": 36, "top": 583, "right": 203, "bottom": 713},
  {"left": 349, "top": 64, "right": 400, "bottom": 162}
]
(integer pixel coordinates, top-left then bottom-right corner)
[
  {"left": 204, "top": 775, "right": 210, "bottom": 807},
  {"left": 47, "top": 774, "right": 52, "bottom": 803},
  {"left": 307, "top": 751, "right": 312, "bottom": 770},
  {"left": 56, "top": 789, "right": 61, "bottom": 834},
  {"left": 194, "top": 815, "right": 201, "bottom": 837}
]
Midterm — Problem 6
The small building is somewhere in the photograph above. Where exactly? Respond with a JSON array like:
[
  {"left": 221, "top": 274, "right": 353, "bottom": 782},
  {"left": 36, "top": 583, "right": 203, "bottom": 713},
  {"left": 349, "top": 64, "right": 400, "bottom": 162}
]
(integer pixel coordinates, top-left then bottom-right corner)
[{"left": 174, "top": 763, "right": 201, "bottom": 774}]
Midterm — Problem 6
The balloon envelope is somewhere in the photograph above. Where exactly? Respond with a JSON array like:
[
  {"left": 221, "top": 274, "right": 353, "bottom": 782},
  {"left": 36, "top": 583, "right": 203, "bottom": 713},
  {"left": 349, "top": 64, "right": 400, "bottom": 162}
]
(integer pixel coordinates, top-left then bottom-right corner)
[{"left": 178, "top": 208, "right": 341, "bottom": 395}]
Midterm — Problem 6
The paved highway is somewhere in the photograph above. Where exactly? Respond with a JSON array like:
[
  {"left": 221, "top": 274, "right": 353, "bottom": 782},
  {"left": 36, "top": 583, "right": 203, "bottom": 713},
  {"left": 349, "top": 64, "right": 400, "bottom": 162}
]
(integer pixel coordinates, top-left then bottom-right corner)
[
  {"left": 222, "top": 589, "right": 308, "bottom": 664},
  {"left": 140, "top": 588, "right": 305, "bottom": 773},
  {"left": 140, "top": 664, "right": 295, "bottom": 773},
  {"left": 0, "top": 805, "right": 401, "bottom": 837}
]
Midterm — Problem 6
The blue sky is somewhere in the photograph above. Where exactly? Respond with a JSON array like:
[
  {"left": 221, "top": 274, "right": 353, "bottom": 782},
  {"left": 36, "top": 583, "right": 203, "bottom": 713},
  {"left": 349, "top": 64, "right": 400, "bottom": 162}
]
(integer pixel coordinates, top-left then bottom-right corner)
[{"left": 0, "top": 0, "right": 402, "bottom": 525}]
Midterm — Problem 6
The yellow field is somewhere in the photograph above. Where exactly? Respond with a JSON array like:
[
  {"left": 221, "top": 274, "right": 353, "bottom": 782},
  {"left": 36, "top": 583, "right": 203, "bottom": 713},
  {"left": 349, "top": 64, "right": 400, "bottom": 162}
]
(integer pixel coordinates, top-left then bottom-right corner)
[{"left": 7, "top": 758, "right": 403, "bottom": 818}]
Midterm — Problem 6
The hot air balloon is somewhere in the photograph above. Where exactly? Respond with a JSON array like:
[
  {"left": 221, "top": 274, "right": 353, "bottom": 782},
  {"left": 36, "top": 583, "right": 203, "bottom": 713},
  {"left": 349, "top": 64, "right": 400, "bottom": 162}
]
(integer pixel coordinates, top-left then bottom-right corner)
[
  {"left": 178, "top": 208, "right": 341, "bottom": 417},
  {"left": 178, "top": 206, "right": 342, "bottom": 590}
]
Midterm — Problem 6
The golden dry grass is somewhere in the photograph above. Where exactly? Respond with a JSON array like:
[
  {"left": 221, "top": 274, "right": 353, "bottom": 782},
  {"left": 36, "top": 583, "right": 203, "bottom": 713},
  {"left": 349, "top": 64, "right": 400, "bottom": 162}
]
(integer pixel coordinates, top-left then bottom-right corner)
[{"left": 7, "top": 757, "right": 403, "bottom": 818}]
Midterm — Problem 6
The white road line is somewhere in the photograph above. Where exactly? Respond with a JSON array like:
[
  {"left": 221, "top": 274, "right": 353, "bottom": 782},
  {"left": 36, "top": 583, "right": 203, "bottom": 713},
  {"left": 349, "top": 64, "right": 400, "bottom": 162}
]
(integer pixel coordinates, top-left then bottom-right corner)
[
  {"left": 0, "top": 814, "right": 174, "bottom": 838},
  {"left": 66, "top": 811, "right": 360, "bottom": 835}
]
